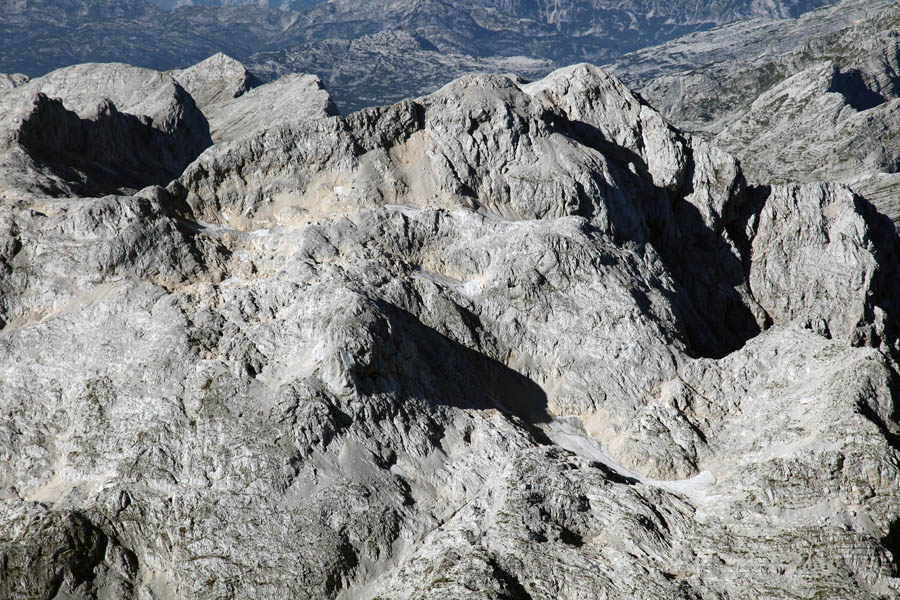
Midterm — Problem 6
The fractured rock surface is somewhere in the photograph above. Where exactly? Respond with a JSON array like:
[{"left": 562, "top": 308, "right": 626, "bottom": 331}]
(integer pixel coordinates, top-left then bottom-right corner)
[
  {"left": 170, "top": 52, "right": 262, "bottom": 112},
  {"left": 1, "top": 56, "right": 899, "bottom": 600},
  {"left": 0, "top": 72, "right": 28, "bottom": 90},
  {"left": 0, "top": 63, "right": 212, "bottom": 198},
  {"left": 201, "top": 72, "right": 338, "bottom": 143}
]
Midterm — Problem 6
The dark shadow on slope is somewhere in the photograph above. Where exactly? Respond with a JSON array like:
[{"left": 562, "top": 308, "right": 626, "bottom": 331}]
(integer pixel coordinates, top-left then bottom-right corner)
[
  {"left": 591, "top": 460, "right": 640, "bottom": 486},
  {"left": 0, "top": 511, "right": 117, "bottom": 600},
  {"left": 540, "top": 110, "right": 763, "bottom": 358},
  {"left": 856, "top": 400, "right": 900, "bottom": 454},
  {"left": 881, "top": 518, "right": 900, "bottom": 575},
  {"left": 488, "top": 556, "right": 535, "bottom": 600},
  {"left": 828, "top": 68, "right": 886, "bottom": 112},
  {"left": 351, "top": 298, "right": 552, "bottom": 432},
  {"left": 17, "top": 92, "right": 212, "bottom": 196},
  {"left": 641, "top": 152, "right": 763, "bottom": 358},
  {"left": 851, "top": 193, "right": 900, "bottom": 356}
]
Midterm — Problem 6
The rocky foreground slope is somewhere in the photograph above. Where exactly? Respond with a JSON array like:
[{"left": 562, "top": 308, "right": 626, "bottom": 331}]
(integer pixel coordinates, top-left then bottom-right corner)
[{"left": 1, "top": 56, "right": 900, "bottom": 599}]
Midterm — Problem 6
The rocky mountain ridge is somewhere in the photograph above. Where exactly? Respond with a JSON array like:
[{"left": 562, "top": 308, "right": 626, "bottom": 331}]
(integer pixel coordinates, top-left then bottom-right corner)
[
  {"left": 1, "top": 53, "right": 899, "bottom": 599},
  {"left": 609, "top": 0, "right": 900, "bottom": 225},
  {"left": 0, "top": 62, "right": 213, "bottom": 198}
]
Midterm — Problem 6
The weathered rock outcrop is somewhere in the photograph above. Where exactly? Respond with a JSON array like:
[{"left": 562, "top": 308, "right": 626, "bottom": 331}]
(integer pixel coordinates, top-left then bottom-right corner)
[
  {"left": 201, "top": 72, "right": 338, "bottom": 143},
  {"left": 0, "top": 72, "right": 28, "bottom": 90},
  {"left": 170, "top": 52, "right": 262, "bottom": 112},
  {"left": 1, "top": 59, "right": 899, "bottom": 600},
  {"left": 609, "top": 0, "right": 896, "bottom": 132},
  {"left": 0, "top": 63, "right": 212, "bottom": 198},
  {"left": 745, "top": 182, "right": 900, "bottom": 344},
  {"left": 714, "top": 58, "right": 900, "bottom": 183}
]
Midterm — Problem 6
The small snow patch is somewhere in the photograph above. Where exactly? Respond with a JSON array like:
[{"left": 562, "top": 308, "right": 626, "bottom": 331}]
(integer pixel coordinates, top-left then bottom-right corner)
[
  {"left": 544, "top": 416, "right": 716, "bottom": 505},
  {"left": 195, "top": 220, "right": 236, "bottom": 233},
  {"left": 413, "top": 268, "right": 482, "bottom": 298},
  {"left": 385, "top": 204, "right": 420, "bottom": 217},
  {"left": 219, "top": 276, "right": 243, "bottom": 287}
]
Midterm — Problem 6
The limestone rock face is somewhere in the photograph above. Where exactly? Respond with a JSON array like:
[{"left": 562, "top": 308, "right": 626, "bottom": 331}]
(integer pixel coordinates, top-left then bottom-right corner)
[
  {"left": 714, "top": 59, "right": 900, "bottom": 186},
  {"left": 745, "top": 182, "right": 900, "bottom": 344},
  {"left": 170, "top": 52, "right": 262, "bottom": 112},
  {"left": 22, "top": 62, "right": 214, "bottom": 170},
  {"left": 1, "top": 58, "right": 900, "bottom": 600},
  {"left": 201, "top": 72, "right": 339, "bottom": 143},
  {"left": 0, "top": 72, "right": 28, "bottom": 90},
  {"left": 609, "top": 0, "right": 896, "bottom": 133},
  {"left": 0, "top": 63, "right": 212, "bottom": 197}
]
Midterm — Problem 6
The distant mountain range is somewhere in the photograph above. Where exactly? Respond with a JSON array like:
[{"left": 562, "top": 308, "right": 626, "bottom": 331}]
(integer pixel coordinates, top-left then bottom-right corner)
[
  {"left": 1, "top": 0, "right": 838, "bottom": 111},
  {"left": 149, "top": 0, "right": 321, "bottom": 9}
]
